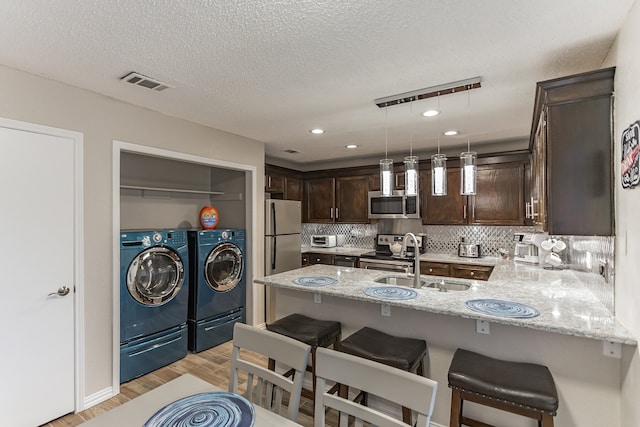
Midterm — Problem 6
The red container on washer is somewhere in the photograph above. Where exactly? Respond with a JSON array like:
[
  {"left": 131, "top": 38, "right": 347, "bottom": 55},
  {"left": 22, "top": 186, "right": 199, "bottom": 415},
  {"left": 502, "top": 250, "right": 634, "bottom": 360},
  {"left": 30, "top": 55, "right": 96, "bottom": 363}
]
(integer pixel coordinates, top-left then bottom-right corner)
[{"left": 199, "top": 206, "right": 219, "bottom": 230}]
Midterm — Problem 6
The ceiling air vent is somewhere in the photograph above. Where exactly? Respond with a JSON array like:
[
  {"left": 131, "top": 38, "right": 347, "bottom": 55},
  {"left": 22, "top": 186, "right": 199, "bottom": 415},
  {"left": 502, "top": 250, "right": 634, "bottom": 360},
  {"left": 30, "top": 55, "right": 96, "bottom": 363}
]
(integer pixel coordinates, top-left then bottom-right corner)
[
  {"left": 284, "top": 149, "right": 300, "bottom": 154},
  {"left": 120, "top": 72, "right": 172, "bottom": 92}
]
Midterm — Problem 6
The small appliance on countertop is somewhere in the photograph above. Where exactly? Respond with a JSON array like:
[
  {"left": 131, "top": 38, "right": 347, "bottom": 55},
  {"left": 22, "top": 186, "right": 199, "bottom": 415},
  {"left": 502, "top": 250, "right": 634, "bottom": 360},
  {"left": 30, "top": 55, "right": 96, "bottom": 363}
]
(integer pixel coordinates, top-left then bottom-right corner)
[
  {"left": 458, "top": 237, "right": 481, "bottom": 258},
  {"left": 311, "top": 234, "right": 337, "bottom": 248},
  {"left": 513, "top": 232, "right": 547, "bottom": 264}
]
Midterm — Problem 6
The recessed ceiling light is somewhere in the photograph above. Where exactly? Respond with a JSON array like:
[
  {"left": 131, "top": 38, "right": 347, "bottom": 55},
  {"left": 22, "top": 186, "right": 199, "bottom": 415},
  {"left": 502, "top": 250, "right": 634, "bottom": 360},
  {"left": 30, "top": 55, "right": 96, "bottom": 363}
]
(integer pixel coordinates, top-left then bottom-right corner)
[
  {"left": 309, "top": 128, "right": 324, "bottom": 134},
  {"left": 346, "top": 144, "right": 358, "bottom": 149},
  {"left": 444, "top": 130, "right": 459, "bottom": 136},
  {"left": 422, "top": 109, "right": 440, "bottom": 117}
]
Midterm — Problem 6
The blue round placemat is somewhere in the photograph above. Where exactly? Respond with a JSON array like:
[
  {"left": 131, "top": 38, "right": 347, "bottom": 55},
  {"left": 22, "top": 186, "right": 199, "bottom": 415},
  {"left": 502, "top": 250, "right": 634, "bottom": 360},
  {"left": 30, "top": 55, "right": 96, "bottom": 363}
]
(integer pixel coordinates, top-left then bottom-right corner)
[
  {"left": 464, "top": 299, "right": 540, "bottom": 319},
  {"left": 292, "top": 276, "right": 337, "bottom": 286},
  {"left": 364, "top": 286, "right": 418, "bottom": 300},
  {"left": 144, "top": 391, "right": 255, "bottom": 427}
]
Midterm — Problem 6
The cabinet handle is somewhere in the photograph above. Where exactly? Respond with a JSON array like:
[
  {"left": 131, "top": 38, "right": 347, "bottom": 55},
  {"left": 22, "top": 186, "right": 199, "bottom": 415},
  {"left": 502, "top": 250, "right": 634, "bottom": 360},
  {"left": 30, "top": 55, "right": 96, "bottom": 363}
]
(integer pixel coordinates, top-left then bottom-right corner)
[
  {"left": 525, "top": 202, "right": 532, "bottom": 219},
  {"left": 463, "top": 205, "right": 467, "bottom": 219},
  {"left": 330, "top": 208, "right": 334, "bottom": 219},
  {"left": 268, "top": 176, "right": 271, "bottom": 188},
  {"left": 530, "top": 197, "right": 539, "bottom": 218},
  {"left": 316, "top": 258, "right": 321, "bottom": 262},
  {"left": 470, "top": 271, "right": 475, "bottom": 276},
  {"left": 429, "top": 268, "right": 433, "bottom": 273},
  {"left": 335, "top": 208, "right": 339, "bottom": 219}
]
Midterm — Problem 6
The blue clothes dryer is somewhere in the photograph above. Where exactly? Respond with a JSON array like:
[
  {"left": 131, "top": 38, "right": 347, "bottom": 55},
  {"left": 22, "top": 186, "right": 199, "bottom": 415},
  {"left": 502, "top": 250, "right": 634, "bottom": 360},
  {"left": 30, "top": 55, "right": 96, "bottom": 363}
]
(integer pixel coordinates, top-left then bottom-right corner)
[
  {"left": 187, "top": 229, "right": 246, "bottom": 352},
  {"left": 119, "top": 230, "right": 189, "bottom": 383}
]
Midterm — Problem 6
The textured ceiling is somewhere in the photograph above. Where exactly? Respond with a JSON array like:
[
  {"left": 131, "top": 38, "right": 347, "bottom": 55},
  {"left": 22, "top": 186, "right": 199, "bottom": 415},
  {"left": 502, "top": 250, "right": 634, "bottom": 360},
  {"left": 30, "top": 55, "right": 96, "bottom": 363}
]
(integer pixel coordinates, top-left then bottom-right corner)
[{"left": 0, "top": 1, "right": 634, "bottom": 169}]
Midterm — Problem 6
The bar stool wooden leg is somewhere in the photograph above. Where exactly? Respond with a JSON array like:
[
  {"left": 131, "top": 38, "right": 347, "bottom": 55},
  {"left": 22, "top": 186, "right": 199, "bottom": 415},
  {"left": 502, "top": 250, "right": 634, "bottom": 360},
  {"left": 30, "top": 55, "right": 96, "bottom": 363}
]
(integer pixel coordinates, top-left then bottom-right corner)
[
  {"left": 449, "top": 388, "right": 462, "bottom": 427},
  {"left": 541, "top": 413, "right": 555, "bottom": 427}
]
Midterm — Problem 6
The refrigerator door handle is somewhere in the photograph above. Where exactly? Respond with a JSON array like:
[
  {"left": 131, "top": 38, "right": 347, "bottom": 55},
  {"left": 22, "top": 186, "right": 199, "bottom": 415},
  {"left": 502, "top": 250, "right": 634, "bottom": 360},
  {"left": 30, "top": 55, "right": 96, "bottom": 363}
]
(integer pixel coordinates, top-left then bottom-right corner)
[
  {"left": 271, "top": 202, "right": 277, "bottom": 235},
  {"left": 271, "top": 236, "right": 277, "bottom": 270}
]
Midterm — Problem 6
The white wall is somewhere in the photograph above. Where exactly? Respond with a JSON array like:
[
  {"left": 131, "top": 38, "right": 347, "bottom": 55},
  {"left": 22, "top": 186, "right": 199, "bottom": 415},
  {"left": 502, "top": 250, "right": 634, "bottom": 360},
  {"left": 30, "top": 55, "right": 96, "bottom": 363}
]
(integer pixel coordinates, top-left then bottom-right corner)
[
  {"left": 603, "top": 0, "right": 640, "bottom": 425},
  {"left": 0, "top": 65, "right": 265, "bottom": 401}
]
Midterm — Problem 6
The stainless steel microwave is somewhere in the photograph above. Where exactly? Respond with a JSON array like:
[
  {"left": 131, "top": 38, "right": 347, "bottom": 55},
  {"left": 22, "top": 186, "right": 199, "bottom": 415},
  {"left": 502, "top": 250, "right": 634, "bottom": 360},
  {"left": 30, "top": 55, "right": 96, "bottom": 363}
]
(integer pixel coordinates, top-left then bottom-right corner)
[{"left": 368, "top": 190, "right": 421, "bottom": 219}]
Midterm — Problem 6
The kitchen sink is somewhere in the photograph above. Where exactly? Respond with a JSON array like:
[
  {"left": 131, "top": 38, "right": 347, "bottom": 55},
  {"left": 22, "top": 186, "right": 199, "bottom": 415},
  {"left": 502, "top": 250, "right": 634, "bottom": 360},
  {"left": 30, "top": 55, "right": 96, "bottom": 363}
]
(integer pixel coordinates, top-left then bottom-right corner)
[
  {"left": 374, "top": 275, "right": 427, "bottom": 288},
  {"left": 424, "top": 280, "right": 471, "bottom": 292}
]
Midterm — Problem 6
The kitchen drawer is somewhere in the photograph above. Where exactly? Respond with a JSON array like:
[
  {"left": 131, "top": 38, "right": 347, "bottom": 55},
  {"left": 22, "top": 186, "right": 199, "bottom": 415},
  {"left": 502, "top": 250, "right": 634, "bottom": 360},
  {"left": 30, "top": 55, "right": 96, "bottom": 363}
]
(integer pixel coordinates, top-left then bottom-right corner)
[
  {"left": 450, "top": 264, "right": 493, "bottom": 281},
  {"left": 420, "top": 262, "right": 451, "bottom": 277},
  {"left": 302, "top": 252, "right": 334, "bottom": 266}
]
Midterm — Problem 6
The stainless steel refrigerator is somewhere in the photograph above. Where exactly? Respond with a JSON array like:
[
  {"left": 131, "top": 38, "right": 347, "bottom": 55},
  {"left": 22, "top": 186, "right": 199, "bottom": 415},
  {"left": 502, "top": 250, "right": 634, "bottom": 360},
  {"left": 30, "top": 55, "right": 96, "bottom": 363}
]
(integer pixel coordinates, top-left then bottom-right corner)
[
  {"left": 264, "top": 199, "right": 301, "bottom": 322},
  {"left": 264, "top": 199, "right": 302, "bottom": 275}
]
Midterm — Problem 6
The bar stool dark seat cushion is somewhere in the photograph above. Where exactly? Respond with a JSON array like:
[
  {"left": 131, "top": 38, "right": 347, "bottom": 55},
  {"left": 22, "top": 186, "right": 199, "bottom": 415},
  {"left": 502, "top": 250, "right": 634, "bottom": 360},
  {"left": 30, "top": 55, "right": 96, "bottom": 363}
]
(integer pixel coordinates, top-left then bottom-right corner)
[
  {"left": 266, "top": 313, "right": 341, "bottom": 348},
  {"left": 448, "top": 348, "right": 559, "bottom": 414},
  {"left": 339, "top": 327, "right": 427, "bottom": 372}
]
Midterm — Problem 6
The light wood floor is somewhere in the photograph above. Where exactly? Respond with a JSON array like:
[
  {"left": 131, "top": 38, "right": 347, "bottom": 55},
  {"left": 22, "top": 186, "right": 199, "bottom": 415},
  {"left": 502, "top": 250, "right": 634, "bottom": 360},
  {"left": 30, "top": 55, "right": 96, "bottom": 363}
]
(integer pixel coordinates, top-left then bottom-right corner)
[{"left": 43, "top": 340, "right": 331, "bottom": 427}]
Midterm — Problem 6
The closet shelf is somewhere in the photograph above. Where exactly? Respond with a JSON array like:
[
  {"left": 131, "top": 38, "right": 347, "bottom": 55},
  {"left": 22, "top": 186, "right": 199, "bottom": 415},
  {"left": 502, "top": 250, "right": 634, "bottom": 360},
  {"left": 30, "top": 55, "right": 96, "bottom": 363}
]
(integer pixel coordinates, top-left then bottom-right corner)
[{"left": 120, "top": 184, "right": 224, "bottom": 195}]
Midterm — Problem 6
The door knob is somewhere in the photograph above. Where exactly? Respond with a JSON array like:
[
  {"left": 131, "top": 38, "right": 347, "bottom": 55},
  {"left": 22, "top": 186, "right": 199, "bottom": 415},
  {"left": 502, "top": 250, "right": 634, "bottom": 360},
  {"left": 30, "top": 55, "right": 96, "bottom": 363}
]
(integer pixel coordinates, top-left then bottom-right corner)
[{"left": 48, "top": 286, "right": 70, "bottom": 297}]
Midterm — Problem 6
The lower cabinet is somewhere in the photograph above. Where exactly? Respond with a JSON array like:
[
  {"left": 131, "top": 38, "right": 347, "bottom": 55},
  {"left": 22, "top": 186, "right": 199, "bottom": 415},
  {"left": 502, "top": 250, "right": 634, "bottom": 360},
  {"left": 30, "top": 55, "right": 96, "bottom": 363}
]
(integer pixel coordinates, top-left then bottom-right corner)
[
  {"left": 420, "top": 261, "right": 493, "bottom": 281},
  {"left": 302, "top": 252, "right": 334, "bottom": 266}
]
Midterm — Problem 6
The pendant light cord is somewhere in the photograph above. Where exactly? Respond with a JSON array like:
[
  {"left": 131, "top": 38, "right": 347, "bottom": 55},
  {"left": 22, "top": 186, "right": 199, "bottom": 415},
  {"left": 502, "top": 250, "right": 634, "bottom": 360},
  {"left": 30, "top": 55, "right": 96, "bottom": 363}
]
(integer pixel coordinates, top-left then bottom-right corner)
[
  {"left": 409, "top": 101, "right": 414, "bottom": 157},
  {"left": 436, "top": 92, "right": 441, "bottom": 155},
  {"left": 466, "top": 86, "right": 471, "bottom": 152},
  {"left": 385, "top": 108, "right": 389, "bottom": 159}
]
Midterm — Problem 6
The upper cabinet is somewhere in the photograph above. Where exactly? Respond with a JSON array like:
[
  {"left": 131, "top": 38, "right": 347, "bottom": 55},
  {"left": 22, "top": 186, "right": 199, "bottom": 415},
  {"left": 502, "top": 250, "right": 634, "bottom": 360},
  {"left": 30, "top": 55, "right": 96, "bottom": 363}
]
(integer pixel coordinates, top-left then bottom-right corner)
[
  {"left": 265, "top": 165, "right": 303, "bottom": 201},
  {"left": 420, "top": 159, "right": 526, "bottom": 226},
  {"left": 304, "top": 176, "right": 369, "bottom": 223},
  {"left": 529, "top": 67, "right": 614, "bottom": 235}
]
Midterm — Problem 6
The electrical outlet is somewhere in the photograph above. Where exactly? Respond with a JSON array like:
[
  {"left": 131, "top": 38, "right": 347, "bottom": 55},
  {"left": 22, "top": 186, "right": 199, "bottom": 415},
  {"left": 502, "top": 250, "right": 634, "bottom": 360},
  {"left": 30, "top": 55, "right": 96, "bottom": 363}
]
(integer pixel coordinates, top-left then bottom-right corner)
[
  {"left": 313, "top": 293, "right": 322, "bottom": 304},
  {"left": 598, "top": 258, "right": 607, "bottom": 279},
  {"left": 476, "top": 319, "right": 490, "bottom": 334},
  {"left": 603, "top": 341, "right": 621, "bottom": 358},
  {"left": 381, "top": 304, "right": 391, "bottom": 317}
]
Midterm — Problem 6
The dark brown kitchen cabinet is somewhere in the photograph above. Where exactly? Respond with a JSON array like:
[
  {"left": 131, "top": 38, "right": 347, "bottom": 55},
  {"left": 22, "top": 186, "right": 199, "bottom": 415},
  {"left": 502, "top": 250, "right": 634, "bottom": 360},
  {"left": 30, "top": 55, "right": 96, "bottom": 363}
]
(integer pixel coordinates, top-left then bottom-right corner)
[
  {"left": 284, "top": 177, "right": 302, "bottom": 201},
  {"left": 472, "top": 163, "right": 525, "bottom": 225},
  {"left": 265, "top": 174, "right": 285, "bottom": 193},
  {"left": 529, "top": 67, "right": 614, "bottom": 235},
  {"left": 368, "top": 171, "right": 406, "bottom": 191},
  {"left": 302, "top": 252, "right": 334, "bottom": 266},
  {"left": 450, "top": 263, "right": 493, "bottom": 281},
  {"left": 420, "top": 261, "right": 493, "bottom": 281},
  {"left": 304, "top": 176, "right": 369, "bottom": 223},
  {"left": 421, "top": 162, "right": 525, "bottom": 225},
  {"left": 420, "top": 262, "right": 451, "bottom": 277},
  {"left": 420, "top": 168, "right": 466, "bottom": 225}
]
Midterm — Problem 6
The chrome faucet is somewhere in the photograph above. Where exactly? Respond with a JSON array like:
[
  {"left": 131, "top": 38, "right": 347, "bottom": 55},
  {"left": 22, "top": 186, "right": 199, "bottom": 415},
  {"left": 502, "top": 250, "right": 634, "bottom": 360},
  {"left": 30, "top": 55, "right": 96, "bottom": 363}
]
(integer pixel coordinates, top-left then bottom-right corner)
[{"left": 402, "top": 232, "right": 421, "bottom": 288}]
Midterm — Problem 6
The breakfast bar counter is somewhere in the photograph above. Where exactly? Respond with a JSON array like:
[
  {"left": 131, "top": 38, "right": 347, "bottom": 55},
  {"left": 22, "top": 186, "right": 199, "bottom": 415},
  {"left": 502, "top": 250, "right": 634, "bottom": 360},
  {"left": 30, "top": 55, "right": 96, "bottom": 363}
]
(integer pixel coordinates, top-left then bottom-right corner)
[
  {"left": 255, "top": 261, "right": 636, "bottom": 426},
  {"left": 256, "top": 261, "right": 634, "bottom": 344}
]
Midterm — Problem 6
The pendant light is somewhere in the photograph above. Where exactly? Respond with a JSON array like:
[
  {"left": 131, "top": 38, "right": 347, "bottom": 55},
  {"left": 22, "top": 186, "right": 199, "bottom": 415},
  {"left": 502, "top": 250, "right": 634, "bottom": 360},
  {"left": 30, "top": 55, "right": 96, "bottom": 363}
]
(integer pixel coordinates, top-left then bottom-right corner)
[
  {"left": 380, "top": 109, "right": 394, "bottom": 196},
  {"left": 431, "top": 93, "right": 447, "bottom": 196},
  {"left": 460, "top": 87, "right": 477, "bottom": 195},
  {"left": 404, "top": 102, "right": 419, "bottom": 196}
]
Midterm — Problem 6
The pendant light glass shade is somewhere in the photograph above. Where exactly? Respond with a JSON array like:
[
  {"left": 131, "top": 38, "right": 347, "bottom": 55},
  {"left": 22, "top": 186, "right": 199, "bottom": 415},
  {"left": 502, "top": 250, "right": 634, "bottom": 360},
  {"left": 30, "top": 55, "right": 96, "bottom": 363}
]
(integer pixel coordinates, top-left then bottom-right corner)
[
  {"left": 460, "top": 151, "right": 477, "bottom": 195},
  {"left": 380, "top": 158, "right": 394, "bottom": 196},
  {"left": 431, "top": 153, "right": 447, "bottom": 196},
  {"left": 404, "top": 156, "right": 419, "bottom": 196}
]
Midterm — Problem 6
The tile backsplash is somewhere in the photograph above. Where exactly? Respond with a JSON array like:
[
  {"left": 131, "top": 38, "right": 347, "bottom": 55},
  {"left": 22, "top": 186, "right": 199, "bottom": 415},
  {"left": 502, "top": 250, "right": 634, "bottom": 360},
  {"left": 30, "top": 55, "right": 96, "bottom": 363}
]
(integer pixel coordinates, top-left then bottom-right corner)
[{"left": 302, "top": 223, "right": 615, "bottom": 313}]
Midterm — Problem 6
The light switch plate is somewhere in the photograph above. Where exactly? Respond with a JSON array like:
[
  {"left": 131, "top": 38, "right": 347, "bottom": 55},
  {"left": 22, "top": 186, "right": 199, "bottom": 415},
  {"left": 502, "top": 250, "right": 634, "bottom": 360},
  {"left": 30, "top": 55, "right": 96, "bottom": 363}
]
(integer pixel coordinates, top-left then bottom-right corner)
[
  {"left": 313, "top": 293, "right": 322, "bottom": 304},
  {"left": 381, "top": 304, "right": 391, "bottom": 317},
  {"left": 603, "top": 341, "right": 621, "bottom": 358},
  {"left": 476, "top": 319, "right": 490, "bottom": 334}
]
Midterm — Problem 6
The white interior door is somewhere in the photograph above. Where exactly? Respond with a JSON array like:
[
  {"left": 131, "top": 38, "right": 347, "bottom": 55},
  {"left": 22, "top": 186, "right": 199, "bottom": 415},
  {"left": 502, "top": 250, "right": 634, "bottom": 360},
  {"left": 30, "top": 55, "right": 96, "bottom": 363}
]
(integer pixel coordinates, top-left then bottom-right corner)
[{"left": 0, "top": 124, "right": 78, "bottom": 426}]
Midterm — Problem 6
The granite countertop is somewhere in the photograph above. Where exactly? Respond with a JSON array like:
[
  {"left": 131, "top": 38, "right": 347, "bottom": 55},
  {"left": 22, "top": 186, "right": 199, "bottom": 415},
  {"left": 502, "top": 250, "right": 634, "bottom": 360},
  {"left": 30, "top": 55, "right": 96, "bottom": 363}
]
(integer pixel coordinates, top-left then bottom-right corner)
[
  {"left": 255, "top": 260, "right": 636, "bottom": 345},
  {"left": 301, "top": 246, "right": 373, "bottom": 256}
]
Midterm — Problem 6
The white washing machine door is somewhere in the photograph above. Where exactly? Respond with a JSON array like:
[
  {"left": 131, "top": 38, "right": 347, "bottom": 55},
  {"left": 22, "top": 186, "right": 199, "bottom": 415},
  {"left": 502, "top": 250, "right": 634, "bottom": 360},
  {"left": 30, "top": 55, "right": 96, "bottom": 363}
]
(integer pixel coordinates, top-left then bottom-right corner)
[
  {"left": 205, "top": 242, "right": 243, "bottom": 292},
  {"left": 127, "top": 246, "right": 184, "bottom": 305}
]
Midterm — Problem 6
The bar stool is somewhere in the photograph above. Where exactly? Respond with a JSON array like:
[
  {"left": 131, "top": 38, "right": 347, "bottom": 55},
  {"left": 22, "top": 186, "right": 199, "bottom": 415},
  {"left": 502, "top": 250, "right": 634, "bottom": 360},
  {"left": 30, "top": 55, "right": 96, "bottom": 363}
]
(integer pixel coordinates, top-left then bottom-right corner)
[
  {"left": 266, "top": 313, "right": 341, "bottom": 404},
  {"left": 448, "top": 348, "right": 558, "bottom": 427},
  {"left": 338, "top": 327, "right": 428, "bottom": 424}
]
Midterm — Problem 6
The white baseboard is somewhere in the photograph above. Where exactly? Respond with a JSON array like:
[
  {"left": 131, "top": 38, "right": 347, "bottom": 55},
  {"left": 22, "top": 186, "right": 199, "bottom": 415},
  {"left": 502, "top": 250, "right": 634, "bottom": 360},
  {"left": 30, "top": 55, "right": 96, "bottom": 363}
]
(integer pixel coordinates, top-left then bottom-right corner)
[
  {"left": 82, "top": 386, "right": 116, "bottom": 411},
  {"left": 430, "top": 421, "right": 446, "bottom": 427}
]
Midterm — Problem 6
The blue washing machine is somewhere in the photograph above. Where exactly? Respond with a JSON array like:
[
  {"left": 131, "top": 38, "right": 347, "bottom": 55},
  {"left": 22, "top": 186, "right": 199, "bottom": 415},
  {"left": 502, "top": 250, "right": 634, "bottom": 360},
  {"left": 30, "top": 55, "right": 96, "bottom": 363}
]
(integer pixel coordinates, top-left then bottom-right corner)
[
  {"left": 188, "top": 229, "right": 246, "bottom": 352},
  {"left": 119, "top": 230, "right": 189, "bottom": 383}
]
